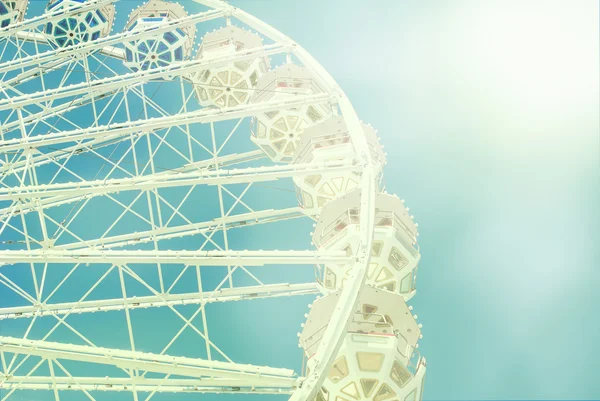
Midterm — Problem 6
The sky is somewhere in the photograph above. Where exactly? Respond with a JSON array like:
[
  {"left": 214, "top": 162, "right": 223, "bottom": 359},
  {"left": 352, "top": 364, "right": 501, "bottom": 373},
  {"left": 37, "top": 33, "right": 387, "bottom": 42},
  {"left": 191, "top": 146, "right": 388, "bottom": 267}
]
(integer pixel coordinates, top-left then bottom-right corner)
[
  {"left": 1, "top": 0, "right": 599, "bottom": 400},
  {"left": 225, "top": 0, "right": 599, "bottom": 399}
]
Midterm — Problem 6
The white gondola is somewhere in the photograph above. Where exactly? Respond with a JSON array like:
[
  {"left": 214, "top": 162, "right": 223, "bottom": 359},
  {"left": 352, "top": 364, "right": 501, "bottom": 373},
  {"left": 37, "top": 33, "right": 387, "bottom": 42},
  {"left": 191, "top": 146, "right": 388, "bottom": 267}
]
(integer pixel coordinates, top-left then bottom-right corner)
[
  {"left": 123, "top": 0, "right": 196, "bottom": 72},
  {"left": 300, "top": 286, "right": 426, "bottom": 401},
  {"left": 190, "top": 25, "right": 269, "bottom": 108},
  {"left": 293, "top": 116, "right": 385, "bottom": 213},
  {"left": 250, "top": 63, "right": 334, "bottom": 162},
  {"left": 313, "top": 189, "right": 420, "bottom": 299},
  {"left": 43, "top": 0, "right": 115, "bottom": 48}
]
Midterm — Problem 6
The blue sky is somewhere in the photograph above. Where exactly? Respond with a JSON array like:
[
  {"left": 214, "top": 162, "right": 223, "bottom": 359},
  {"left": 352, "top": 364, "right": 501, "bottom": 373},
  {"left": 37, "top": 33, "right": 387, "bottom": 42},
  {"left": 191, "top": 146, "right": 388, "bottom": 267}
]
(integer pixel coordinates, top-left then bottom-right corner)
[{"left": 227, "top": 0, "right": 600, "bottom": 399}]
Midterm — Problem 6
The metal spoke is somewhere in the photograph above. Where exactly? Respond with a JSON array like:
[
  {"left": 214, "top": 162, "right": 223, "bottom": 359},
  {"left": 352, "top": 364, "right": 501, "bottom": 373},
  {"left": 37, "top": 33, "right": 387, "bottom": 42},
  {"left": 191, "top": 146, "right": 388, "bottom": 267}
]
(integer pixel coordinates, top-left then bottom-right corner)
[
  {"left": 0, "top": 282, "right": 320, "bottom": 320},
  {"left": 0, "top": 249, "right": 351, "bottom": 266}
]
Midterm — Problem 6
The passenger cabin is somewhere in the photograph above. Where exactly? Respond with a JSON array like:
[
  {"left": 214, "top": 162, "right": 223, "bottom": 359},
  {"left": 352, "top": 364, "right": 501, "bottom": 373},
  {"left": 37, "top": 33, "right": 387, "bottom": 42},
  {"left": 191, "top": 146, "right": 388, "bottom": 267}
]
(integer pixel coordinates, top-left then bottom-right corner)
[
  {"left": 250, "top": 63, "right": 333, "bottom": 163},
  {"left": 292, "top": 116, "right": 385, "bottom": 213},
  {"left": 123, "top": 0, "right": 195, "bottom": 72},
  {"left": 300, "top": 286, "right": 426, "bottom": 401},
  {"left": 312, "top": 189, "right": 420, "bottom": 300},
  {"left": 43, "top": 0, "right": 115, "bottom": 48},
  {"left": 190, "top": 25, "right": 269, "bottom": 108}
]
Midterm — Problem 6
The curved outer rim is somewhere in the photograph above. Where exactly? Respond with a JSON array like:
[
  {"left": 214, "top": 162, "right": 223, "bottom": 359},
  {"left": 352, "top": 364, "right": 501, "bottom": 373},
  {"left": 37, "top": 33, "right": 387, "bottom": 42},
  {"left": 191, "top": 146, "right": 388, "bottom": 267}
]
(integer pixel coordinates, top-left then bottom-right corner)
[{"left": 194, "top": 1, "right": 377, "bottom": 400}]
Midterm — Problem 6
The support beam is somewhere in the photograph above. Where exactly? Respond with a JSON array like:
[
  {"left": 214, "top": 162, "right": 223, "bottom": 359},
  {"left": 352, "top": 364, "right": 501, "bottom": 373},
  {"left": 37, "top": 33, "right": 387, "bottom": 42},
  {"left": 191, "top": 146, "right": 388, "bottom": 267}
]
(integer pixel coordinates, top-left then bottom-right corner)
[
  {"left": 0, "top": 161, "right": 357, "bottom": 201},
  {"left": 0, "top": 377, "right": 295, "bottom": 394},
  {"left": 0, "top": 337, "right": 296, "bottom": 385},
  {"left": 0, "top": 250, "right": 351, "bottom": 266},
  {"left": 0, "top": 282, "right": 320, "bottom": 320},
  {"left": 0, "top": 86, "right": 114, "bottom": 137},
  {"left": 0, "top": 93, "right": 334, "bottom": 153},
  {"left": 0, "top": 147, "right": 263, "bottom": 196},
  {"left": 1, "top": 57, "right": 69, "bottom": 89},
  {"left": 0, "top": 150, "right": 266, "bottom": 217}
]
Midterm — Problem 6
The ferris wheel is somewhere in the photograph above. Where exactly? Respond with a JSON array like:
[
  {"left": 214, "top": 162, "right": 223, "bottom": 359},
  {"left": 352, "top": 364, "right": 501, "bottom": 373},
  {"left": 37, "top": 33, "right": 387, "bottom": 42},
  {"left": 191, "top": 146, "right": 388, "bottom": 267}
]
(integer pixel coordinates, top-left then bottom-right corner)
[{"left": 0, "top": 0, "right": 427, "bottom": 400}]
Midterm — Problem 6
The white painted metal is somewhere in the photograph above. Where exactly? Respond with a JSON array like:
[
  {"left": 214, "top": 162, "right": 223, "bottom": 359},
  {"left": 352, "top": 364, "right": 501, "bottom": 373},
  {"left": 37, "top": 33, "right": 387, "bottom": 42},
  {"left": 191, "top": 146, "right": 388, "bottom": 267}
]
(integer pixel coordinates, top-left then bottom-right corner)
[
  {"left": 292, "top": 116, "right": 385, "bottom": 213},
  {"left": 0, "top": 249, "right": 351, "bottom": 266},
  {"left": 0, "top": 161, "right": 357, "bottom": 201},
  {"left": 0, "top": 282, "right": 320, "bottom": 320},
  {"left": 0, "top": 380, "right": 295, "bottom": 394},
  {"left": 191, "top": 25, "right": 269, "bottom": 108},
  {"left": 0, "top": 336, "right": 296, "bottom": 380}
]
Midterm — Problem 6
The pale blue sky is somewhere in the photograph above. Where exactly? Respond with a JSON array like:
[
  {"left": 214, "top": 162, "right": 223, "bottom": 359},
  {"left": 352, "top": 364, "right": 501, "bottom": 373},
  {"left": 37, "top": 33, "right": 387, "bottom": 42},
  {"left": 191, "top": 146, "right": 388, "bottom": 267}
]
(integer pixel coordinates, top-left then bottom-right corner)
[{"left": 226, "top": 0, "right": 600, "bottom": 399}]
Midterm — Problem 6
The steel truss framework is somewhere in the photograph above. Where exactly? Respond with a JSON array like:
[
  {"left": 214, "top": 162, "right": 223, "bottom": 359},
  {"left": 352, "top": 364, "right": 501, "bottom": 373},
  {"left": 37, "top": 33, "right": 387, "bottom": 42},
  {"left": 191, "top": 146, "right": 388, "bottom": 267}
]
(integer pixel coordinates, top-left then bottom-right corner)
[{"left": 0, "top": 1, "right": 409, "bottom": 401}]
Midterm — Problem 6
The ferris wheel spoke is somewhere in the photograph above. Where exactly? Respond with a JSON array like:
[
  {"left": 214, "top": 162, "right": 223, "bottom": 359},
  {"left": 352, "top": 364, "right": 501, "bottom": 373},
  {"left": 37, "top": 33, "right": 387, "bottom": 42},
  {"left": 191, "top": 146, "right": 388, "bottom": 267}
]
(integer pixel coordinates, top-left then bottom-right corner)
[
  {"left": 0, "top": 150, "right": 266, "bottom": 220},
  {"left": 0, "top": 337, "right": 297, "bottom": 383},
  {"left": 46, "top": 360, "right": 60, "bottom": 401},
  {"left": 130, "top": 88, "right": 224, "bottom": 177},
  {"left": 0, "top": 135, "right": 140, "bottom": 180},
  {"left": 2, "top": 186, "right": 284, "bottom": 250},
  {"left": 0, "top": 180, "right": 152, "bottom": 241},
  {"left": 1, "top": 58, "right": 70, "bottom": 88},
  {"left": 1, "top": 69, "right": 85, "bottom": 140},
  {"left": 0, "top": 271, "right": 117, "bottom": 377},
  {"left": 0, "top": 357, "right": 46, "bottom": 401},
  {"left": 1, "top": 183, "right": 305, "bottom": 250},
  {"left": 0, "top": 264, "right": 148, "bottom": 382},
  {"left": 0, "top": 376, "right": 295, "bottom": 395},
  {"left": 0, "top": 282, "right": 320, "bottom": 321},
  {"left": 0, "top": 93, "right": 335, "bottom": 154},
  {"left": 0, "top": 88, "right": 101, "bottom": 137},
  {"left": 0, "top": 265, "right": 117, "bottom": 334},
  {"left": 41, "top": 210, "right": 89, "bottom": 246},
  {"left": 2, "top": 137, "right": 137, "bottom": 190},
  {"left": 0, "top": 250, "right": 351, "bottom": 266},
  {"left": 0, "top": 161, "right": 357, "bottom": 201},
  {"left": 1, "top": 147, "right": 264, "bottom": 193},
  {"left": 1, "top": 55, "right": 125, "bottom": 135}
]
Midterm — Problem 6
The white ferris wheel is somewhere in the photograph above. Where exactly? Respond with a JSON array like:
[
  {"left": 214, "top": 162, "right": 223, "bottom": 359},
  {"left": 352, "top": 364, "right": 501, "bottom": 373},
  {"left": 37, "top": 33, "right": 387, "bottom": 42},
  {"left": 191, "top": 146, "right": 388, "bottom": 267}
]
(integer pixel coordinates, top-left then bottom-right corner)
[{"left": 0, "top": 1, "right": 427, "bottom": 401}]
